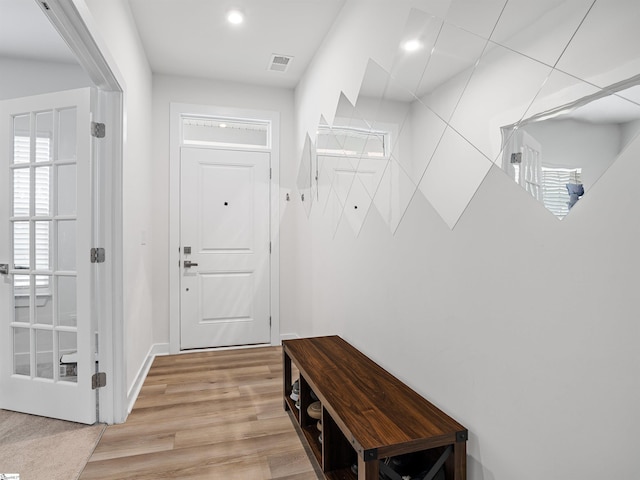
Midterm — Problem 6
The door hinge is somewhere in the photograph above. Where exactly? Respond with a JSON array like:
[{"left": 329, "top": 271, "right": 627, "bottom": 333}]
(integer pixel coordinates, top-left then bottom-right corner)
[
  {"left": 269, "top": 167, "right": 272, "bottom": 180},
  {"left": 92, "top": 372, "right": 107, "bottom": 389},
  {"left": 269, "top": 316, "right": 272, "bottom": 327},
  {"left": 91, "top": 121, "right": 106, "bottom": 138},
  {"left": 269, "top": 242, "right": 272, "bottom": 254},
  {"left": 90, "top": 247, "right": 105, "bottom": 263}
]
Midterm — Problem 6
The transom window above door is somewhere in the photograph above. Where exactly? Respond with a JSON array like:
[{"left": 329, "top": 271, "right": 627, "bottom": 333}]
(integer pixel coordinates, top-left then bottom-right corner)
[
  {"left": 316, "top": 124, "right": 390, "bottom": 158},
  {"left": 181, "top": 116, "right": 271, "bottom": 149}
]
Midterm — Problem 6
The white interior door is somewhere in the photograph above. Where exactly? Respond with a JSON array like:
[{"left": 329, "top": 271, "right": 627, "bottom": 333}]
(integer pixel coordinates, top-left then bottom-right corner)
[
  {"left": 180, "top": 147, "right": 271, "bottom": 349},
  {"left": 0, "top": 88, "right": 96, "bottom": 424}
]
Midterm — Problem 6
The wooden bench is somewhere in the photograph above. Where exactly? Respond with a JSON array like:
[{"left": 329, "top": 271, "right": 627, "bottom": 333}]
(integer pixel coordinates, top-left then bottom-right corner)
[{"left": 283, "top": 335, "right": 467, "bottom": 480}]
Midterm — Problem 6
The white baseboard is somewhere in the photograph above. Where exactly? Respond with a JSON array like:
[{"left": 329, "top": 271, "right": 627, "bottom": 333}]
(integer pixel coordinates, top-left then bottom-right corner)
[
  {"left": 280, "top": 333, "right": 300, "bottom": 341},
  {"left": 126, "top": 343, "right": 170, "bottom": 414}
]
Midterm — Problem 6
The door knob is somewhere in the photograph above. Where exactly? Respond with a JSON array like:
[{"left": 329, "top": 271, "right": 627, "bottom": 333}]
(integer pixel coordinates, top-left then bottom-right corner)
[
  {"left": 183, "top": 260, "right": 198, "bottom": 268},
  {"left": 0, "top": 264, "right": 8, "bottom": 275}
]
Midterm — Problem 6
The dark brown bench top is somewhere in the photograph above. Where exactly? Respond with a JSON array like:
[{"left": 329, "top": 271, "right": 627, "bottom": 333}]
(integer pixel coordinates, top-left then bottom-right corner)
[{"left": 283, "top": 335, "right": 467, "bottom": 459}]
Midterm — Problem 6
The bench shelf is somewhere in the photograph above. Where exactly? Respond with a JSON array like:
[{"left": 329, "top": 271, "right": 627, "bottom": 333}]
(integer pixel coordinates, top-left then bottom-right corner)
[{"left": 283, "top": 335, "right": 467, "bottom": 480}]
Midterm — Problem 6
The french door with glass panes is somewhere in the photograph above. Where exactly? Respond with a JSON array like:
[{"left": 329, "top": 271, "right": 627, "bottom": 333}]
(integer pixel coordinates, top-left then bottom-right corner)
[{"left": 0, "top": 88, "right": 96, "bottom": 424}]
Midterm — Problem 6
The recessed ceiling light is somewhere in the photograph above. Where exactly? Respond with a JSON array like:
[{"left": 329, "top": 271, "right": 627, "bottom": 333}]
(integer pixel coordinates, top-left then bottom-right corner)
[
  {"left": 402, "top": 39, "right": 422, "bottom": 52},
  {"left": 227, "top": 10, "right": 244, "bottom": 25}
]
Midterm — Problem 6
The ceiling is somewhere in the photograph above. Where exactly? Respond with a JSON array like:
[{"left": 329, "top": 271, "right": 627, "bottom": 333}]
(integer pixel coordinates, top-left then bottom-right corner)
[
  {"left": 127, "top": 0, "right": 346, "bottom": 88},
  {"left": 0, "top": 0, "right": 345, "bottom": 89},
  {"left": 0, "top": 0, "right": 77, "bottom": 64},
  {"left": 3, "top": 0, "right": 638, "bottom": 125}
]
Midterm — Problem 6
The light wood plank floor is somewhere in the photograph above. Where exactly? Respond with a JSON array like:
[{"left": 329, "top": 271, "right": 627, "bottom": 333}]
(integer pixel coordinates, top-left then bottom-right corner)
[{"left": 80, "top": 346, "right": 321, "bottom": 480}]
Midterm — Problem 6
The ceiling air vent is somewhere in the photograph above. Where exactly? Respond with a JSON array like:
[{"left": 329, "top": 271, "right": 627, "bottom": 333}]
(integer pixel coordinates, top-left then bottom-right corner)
[{"left": 268, "top": 54, "right": 293, "bottom": 73}]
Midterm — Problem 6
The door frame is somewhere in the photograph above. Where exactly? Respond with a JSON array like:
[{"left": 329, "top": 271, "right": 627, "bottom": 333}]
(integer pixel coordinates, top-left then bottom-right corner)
[
  {"left": 169, "top": 103, "right": 281, "bottom": 353},
  {"left": 40, "top": 0, "right": 126, "bottom": 423}
]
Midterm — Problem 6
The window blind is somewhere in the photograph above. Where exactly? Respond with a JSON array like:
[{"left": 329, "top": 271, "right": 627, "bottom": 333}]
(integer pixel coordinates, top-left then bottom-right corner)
[
  {"left": 13, "top": 135, "right": 51, "bottom": 288},
  {"left": 541, "top": 167, "right": 581, "bottom": 218}
]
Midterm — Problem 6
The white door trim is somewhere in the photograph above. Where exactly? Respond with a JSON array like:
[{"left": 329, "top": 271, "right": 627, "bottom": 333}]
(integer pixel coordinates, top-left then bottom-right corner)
[
  {"left": 169, "top": 103, "right": 280, "bottom": 353},
  {"left": 40, "top": 0, "right": 126, "bottom": 424}
]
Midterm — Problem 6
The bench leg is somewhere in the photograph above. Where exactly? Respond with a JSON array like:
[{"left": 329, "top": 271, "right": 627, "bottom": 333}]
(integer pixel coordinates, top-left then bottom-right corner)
[
  {"left": 283, "top": 351, "right": 292, "bottom": 411},
  {"left": 358, "top": 455, "right": 379, "bottom": 480},
  {"left": 445, "top": 440, "right": 467, "bottom": 480}
]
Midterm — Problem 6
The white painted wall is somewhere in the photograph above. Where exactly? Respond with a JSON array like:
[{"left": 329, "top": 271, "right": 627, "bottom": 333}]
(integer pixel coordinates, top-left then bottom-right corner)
[
  {"left": 0, "top": 57, "right": 91, "bottom": 100},
  {"left": 80, "top": 0, "right": 154, "bottom": 398},
  {"left": 292, "top": 1, "right": 640, "bottom": 479},
  {"left": 150, "top": 74, "right": 296, "bottom": 343}
]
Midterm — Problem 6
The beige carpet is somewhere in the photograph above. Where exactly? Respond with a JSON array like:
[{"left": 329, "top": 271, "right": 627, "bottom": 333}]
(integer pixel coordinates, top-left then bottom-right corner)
[{"left": 0, "top": 410, "right": 105, "bottom": 480}]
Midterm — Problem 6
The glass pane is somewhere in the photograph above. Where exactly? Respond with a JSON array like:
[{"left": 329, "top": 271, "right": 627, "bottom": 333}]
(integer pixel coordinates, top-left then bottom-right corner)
[
  {"left": 498, "top": 69, "right": 640, "bottom": 220},
  {"left": 13, "top": 221, "right": 30, "bottom": 269},
  {"left": 445, "top": 0, "right": 506, "bottom": 39},
  {"left": 58, "top": 331, "right": 77, "bottom": 383},
  {"left": 57, "top": 164, "right": 77, "bottom": 215},
  {"left": 57, "top": 108, "right": 77, "bottom": 162},
  {"left": 490, "top": 0, "right": 594, "bottom": 67},
  {"left": 182, "top": 116, "right": 269, "bottom": 148},
  {"left": 35, "top": 111, "right": 53, "bottom": 163},
  {"left": 57, "top": 220, "right": 76, "bottom": 271},
  {"left": 418, "top": 127, "right": 493, "bottom": 229},
  {"left": 316, "top": 126, "right": 387, "bottom": 157},
  {"left": 416, "top": 23, "right": 488, "bottom": 122},
  {"left": 372, "top": 157, "right": 416, "bottom": 234},
  {"left": 387, "top": 9, "right": 443, "bottom": 97},
  {"left": 13, "top": 115, "right": 30, "bottom": 164},
  {"left": 13, "top": 168, "right": 30, "bottom": 217},
  {"left": 13, "top": 327, "right": 30, "bottom": 376},
  {"left": 34, "top": 166, "right": 51, "bottom": 216},
  {"left": 35, "top": 329, "right": 53, "bottom": 379},
  {"left": 13, "top": 275, "right": 30, "bottom": 324},
  {"left": 57, "top": 276, "right": 77, "bottom": 327},
  {"left": 34, "top": 221, "right": 51, "bottom": 270},
  {"left": 448, "top": 43, "right": 553, "bottom": 161},
  {"left": 554, "top": 1, "right": 640, "bottom": 89},
  {"left": 35, "top": 276, "right": 52, "bottom": 325}
]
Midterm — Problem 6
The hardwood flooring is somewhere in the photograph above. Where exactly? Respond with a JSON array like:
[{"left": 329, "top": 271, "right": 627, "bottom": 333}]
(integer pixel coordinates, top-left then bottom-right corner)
[{"left": 80, "top": 346, "right": 321, "bottom": 480}]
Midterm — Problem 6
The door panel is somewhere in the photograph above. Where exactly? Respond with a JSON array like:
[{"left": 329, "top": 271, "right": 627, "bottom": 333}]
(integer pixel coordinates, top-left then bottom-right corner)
[
  {"left": 0, "top": 88, "right": 95, "bottom": 424},
  {"left": 180, "top": 147, "right": 270, "bottom": 349},
  {"left": 200, "top": 272, "right": 253, "bottom": 321},
  {"left": 199, "top": 163, "right": 254, "bottom": 249}
]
